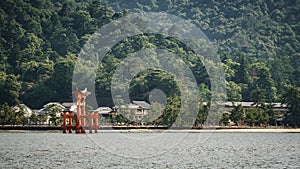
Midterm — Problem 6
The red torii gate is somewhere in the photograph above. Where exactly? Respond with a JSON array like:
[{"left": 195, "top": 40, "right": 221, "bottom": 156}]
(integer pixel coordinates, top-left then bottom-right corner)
[{"left": 61, "top": 88, "right": 98, "bottom": 134}]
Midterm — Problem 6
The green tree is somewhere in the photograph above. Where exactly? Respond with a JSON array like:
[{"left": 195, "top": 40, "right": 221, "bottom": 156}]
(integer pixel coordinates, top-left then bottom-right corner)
[
  {"left": 234, "top": 55, "right": 251, "bottom": 84},
  {"left": 229, "top": 104, "right": 245, "bottom": 126},
  {"left": 158, "top": 95, "right": 180, "bottom": 127},
  {"left": 20, "top": 59, "right": 54, "bottom": 82},
  {"left": 220, "top": 112, "right": 230, "bottom": 126},
  {"left": 21, "top": 82, "right": 54, "bottom": 109},
  {"left": 0, "top": 71, "right": 21, "bottom": 106},
  {"left": 29, "top": 113, "right": 39, "bottom": 125},
  {"left": 245, "top": 109, "right": 256, "bottom": 126},
  {"left": 146, "top": 102, "right": 165, "bottom": 124},
  {"left": 290, "top": 53, "right": 300, "bottom": 86},
  {"left": 0, "top": 102, "right": 25, "bottom": 125},
  {"left": 246, "top": 108, "right": 269, "bottom": 127},
  {"left": 44, "top": 103, "right": 64, "bottom": 126},
  {"left": 0, "top": 103, "right": 13, "bottom": 125},
  {"left": 194, "top": 102, "right": 209, "bottom": 128},
  {"left": 250, "top": 62, "right": 277, "bottom": 102},
  {"left": 72, "top": 10, "right": 95, "bottom": 37},
  {"left": 20, "top": 33, "right": 44, "bottom": 62},
  {"left": 250, "top": 88, "right": 266, "bottom": 106},
  {"left": 261, "top": 103, "right": 278, "bottom": 126},
  {"left": 281, "top": 86, "right": 300, "bottom": 126},
  {"left": 222, "top": 57, "right": 240, "bottom": 81},
  {"left": 47, "top": 55, "right": 75, "bottom": 103},
  {"left": 233, "top": 55, "right": 252, "bottom": 101},
  {"left": 226, "top": 81, "right": 242, "bottom": 101},
  {"left": 1, "top": 0, "right": 300, "bottom": 116}
]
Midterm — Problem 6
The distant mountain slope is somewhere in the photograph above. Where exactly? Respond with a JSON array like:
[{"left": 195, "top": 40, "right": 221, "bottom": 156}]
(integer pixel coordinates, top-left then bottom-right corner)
[{"left": 0, "top": 0, "right": 299, "bottom": 108}]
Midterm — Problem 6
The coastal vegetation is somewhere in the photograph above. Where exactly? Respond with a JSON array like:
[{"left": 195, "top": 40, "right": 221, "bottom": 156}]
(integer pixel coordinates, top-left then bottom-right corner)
[{"left": 0, "top": 0, "right": 299, "bottom": 127}]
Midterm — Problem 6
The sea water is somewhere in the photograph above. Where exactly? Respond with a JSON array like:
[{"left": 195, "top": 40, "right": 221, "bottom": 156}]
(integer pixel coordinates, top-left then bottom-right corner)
[{"left": 0, "top": 131, "right": 299, "bottom": 168}]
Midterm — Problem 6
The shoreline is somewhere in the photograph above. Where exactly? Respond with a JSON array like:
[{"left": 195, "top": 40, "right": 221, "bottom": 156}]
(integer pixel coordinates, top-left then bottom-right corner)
[
  {"left": 0, "top": 125, "right": 300, "bottom": 133},
  {"left": 103, "top": 128, "right": 300, "bottom": 133}
]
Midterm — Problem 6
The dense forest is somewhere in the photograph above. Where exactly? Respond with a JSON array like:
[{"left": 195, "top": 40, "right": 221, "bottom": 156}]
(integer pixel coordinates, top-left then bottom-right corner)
[{"left": 0, "top": 0, "right": 299, "bottom": 126}]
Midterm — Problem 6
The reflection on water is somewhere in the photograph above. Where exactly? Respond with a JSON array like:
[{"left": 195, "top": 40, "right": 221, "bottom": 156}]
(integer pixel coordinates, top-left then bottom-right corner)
[{"left": 0, "top": 132, "right": 299, "bottom": 168}]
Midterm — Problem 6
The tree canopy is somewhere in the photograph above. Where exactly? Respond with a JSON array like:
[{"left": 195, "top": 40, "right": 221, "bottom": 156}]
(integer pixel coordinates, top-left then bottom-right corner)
[{"left": 0, "top": 0, "right": 299, "bottom": 126}]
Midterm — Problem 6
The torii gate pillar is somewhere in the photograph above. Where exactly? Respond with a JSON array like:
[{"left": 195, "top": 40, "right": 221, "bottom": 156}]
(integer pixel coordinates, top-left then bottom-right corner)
[{"left": 72, "top": 88, "right": 91, "bottom": 127}]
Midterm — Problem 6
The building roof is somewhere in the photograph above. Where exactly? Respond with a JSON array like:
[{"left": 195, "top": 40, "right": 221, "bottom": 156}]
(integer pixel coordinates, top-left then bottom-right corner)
[
  {"left": 132, "top": 101, "right": 151, "bottom": 109},
  {"left": 113, "top": 101, "right": 151, "bottom": 110},
  {"left": 94, "top": 107, "right": 112, "bottom": 114},
  {"left": 270, "top": 103, "right": 287, "bottom": 108},
  {"left": 62, "top": 102, "right": 75, "bottom": 108},
  {"left": 128, "top": 103, "right": 140, "bottom": 109},
  {"left": 39, "top": 102, "right": 66, "bottom": 115},
  {"left": 223, "top": 102, "right": 287, "bottom": 108},
  {"left": 43, "top": 102, "right": 65, "bottom": 109},
  {"left": 13, "top": 104, "right": 34, "bottom": 117},
  {"left": 224, "top": 102, "right": 256, "bottom": 107}
]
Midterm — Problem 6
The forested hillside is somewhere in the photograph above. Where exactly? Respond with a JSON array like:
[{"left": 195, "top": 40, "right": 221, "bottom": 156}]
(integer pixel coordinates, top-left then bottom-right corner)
[{"left": 0, "top": 0, "right": 299, "bottom": 125}]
